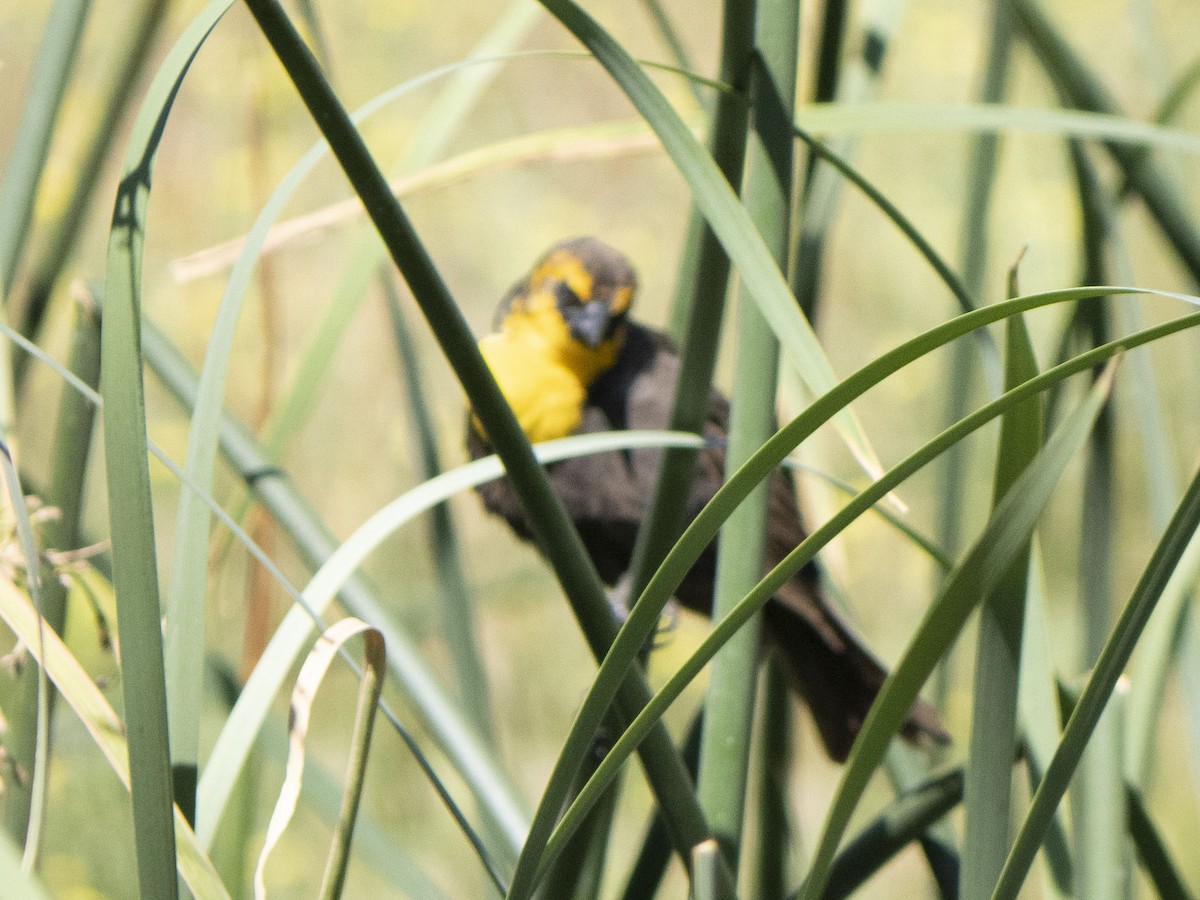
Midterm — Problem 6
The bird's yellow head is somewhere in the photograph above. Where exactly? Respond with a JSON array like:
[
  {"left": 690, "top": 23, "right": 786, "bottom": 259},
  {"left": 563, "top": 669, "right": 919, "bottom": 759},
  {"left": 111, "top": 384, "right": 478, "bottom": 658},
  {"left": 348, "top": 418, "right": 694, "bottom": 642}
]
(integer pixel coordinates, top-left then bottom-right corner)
[{"left": 476, "top": 237, "right": 637, "bottom": 443}]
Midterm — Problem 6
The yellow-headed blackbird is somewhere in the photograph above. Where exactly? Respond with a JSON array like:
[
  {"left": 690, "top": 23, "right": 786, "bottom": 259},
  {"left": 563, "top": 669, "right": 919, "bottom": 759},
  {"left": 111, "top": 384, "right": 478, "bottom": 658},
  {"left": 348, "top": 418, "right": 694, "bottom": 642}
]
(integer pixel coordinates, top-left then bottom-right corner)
[{"left": 467, "top": 236, "right": 947, "bottom": 761}]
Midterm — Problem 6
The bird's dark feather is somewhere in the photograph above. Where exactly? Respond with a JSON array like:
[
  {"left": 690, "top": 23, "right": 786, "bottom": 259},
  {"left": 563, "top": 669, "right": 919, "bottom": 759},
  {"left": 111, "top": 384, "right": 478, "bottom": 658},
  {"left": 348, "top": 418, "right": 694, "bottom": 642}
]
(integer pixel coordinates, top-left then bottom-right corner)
[{"left": 468, "top": 317, "right": 948, "bottom": 760}]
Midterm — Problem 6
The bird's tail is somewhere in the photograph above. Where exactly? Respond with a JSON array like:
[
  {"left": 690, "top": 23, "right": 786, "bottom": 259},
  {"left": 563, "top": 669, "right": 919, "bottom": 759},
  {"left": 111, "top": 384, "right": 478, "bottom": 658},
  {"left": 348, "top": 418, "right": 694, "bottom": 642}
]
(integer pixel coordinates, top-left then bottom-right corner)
[{"left": 762, "top": 586, "right": 949, "bottom": 762}]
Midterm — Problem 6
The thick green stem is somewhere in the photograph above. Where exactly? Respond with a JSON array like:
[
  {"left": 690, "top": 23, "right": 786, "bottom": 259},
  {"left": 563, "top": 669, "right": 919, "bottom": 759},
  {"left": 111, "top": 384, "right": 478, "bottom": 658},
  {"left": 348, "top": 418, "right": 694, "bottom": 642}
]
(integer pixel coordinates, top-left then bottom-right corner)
[
  {"left": 627, "top": 0, "right": 757, "bottom": 606},
  {"left": 696, "top": 0, "right": 795, "bottom": 867}
]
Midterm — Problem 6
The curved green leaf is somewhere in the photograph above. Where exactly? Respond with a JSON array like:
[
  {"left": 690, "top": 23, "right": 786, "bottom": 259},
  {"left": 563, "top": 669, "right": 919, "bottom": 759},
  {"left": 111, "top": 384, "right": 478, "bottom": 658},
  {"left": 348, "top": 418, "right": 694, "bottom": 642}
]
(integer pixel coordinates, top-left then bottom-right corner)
[
  {"left": 195, "top": 430, "right": 701, "bottom": 854},
  {"left": 523, "top": 291, "right": 1200, "bottom": 887},
  {"left": 993, "top": 459, "right": 1200, "bottom": 898},
  {"left": 537, "top": 0, "right": 887, "bottom": 481}
]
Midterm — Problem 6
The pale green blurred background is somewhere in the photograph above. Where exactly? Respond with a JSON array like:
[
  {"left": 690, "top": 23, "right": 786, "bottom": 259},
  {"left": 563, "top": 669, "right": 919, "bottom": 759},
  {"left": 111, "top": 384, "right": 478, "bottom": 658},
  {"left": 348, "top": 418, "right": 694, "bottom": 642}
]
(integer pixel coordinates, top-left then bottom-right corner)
[{"left": 4, "top": 0, "right": 1200, "bottom": 895}]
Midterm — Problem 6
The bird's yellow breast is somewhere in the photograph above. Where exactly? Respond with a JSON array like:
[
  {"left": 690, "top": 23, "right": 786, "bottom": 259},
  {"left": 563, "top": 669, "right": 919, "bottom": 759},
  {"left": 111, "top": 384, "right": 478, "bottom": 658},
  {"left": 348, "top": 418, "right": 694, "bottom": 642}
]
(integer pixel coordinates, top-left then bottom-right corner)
[
  {"left": 477, "top": 331, "right": 589, "bottom": 443},
  {"left": 476, "top": 290, "right": 622, "bottom": 443}
]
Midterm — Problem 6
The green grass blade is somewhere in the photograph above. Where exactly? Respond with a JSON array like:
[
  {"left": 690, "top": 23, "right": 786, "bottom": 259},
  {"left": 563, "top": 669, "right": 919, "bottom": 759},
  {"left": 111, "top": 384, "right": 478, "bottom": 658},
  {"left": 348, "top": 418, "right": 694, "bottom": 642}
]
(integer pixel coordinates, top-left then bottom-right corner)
[
  {"left": 518, "top": 288, "right": 1200, "bottom": 892},
  {"left": 5, "top": 292, "right": 101, "bottom": 845},
  {"left": 959, "top": 0, "right": 1013, "bottom": 301},
  {"left": 696, "top": 0, "right": 796, "bottom": 866},
  {"left": 1152, "top": 53, "right": 1200, "bottom": 126},
  {"left": 0, "top": 577, "right": 229, "bottom": 897},
  {"left": 1126, "top": 786, "right": 1196, "bottom": 900},
  {"left": 993, "top": 460, "right": 1200, "bottom": 899},
  {"left": 822, "top": 769, "right": 964, "bottom": 899},
  {"left": 1126, "top": 525, "right": 1200, "bottom": 780},
  {"left": 691, "top": 838, "right": 738, "bottom": 900},
  {"left": 793, "top": 126, "right": 980, "bottom": 319},
  {"left": 541, "top": 297, "right": 1169, "bottom": 893},
  {"left": 618, "top": 711, "right": 705, "bottom": 900},
  {"left": 243, "top": 0, "right": 715, "bottom": 884},
  {"left": 537, "top": 0, "right": 888, "bottom": 482},
  {"left": 0, "top": 0, "right": 91, "bottom": 297},
  {"left": 100, "top": 1, "right": 235, "bottom": 891},
  {"left": 0, "top": 445, "right": 51, "bottom": 868},
  {"left": 790, "top": 0, "right": 906, "bottom": 321},
  {"left": 786, "top": 462, "right": 953, "bottom": 569},
  {"left": 1064, "top": 137, "right": 1130, "bottom": 900},
  {"left": 961, "top": 309, "right": 1042, "bottom": 898},
  {"left": 793, "top": 101, "right": 1200, "bottom": 153},
  {"left": 1072, "top": 688, "right": 1127, "bottom": 900},
  {"left": 640, "top": 0, "right": 703, "bottom": 107},
  {"left": 383, "top": 277, "right": 492, "bottom": 737},
  {"left": 0, "top": 0, "right": 92, "bottom": 469},
  {"left": 746, "top": 665, "right": 795, "bottom": 899},
  {"left": 937, "top": 0, "right": 1014, "bottom": 624},
  {"left": 17, "top": 0, "right": 169, "bottom": 353},
  {"left": 1008, "top": 0, "right": 1200, "bottom": 279},
  {"left": 1017, "top": 548, "right": 1074, "bottom": 897},
  {"left": 882, "top": 744, "right": 961, "bottom": 898},
  {"left": 533, "top": 715, "right": 625, "bottom": 900},
  {"left": 798, "top": 362, "right": 1116, "bottom": 900},
  {"left": 1117, "top": 285, "right": 1193, "bottom": 788},
  {"left": 623, "top": 0, "right": 754, "bottom": 663},
  {"left": 318, "top": 626, "right": 385, "bottom": 900}
]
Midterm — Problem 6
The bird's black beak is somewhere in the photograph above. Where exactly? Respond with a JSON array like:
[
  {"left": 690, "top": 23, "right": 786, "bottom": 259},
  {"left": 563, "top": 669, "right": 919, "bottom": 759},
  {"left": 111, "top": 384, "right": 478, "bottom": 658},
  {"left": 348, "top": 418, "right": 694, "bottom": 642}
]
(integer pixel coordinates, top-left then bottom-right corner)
[{"left": 568, "top": 297, "right": 616, "bottom": 348}]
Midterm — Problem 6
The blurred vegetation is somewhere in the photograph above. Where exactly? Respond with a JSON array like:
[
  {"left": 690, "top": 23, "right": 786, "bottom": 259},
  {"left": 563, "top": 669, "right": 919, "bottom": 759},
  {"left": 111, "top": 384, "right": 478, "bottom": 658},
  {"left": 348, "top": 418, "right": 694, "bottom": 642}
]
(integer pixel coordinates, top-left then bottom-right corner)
[{"left": 1, "top": 0, "right": 1199, "bottom": 897}]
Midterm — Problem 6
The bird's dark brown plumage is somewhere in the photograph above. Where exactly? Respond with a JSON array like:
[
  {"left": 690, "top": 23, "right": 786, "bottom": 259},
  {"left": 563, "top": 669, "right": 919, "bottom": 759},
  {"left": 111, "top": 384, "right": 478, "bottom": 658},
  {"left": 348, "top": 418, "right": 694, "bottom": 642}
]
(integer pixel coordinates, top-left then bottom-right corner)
[{"left": 468, "top": 239, "right": 947, "bottom": 761}]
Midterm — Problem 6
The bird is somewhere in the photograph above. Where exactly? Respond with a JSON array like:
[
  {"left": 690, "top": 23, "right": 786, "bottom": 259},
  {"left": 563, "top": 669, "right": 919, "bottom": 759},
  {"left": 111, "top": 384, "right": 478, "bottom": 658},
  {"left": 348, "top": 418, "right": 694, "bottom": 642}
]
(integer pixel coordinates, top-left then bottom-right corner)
[{"left": 466, "top": 236, "right": 947, "bottom": 761}]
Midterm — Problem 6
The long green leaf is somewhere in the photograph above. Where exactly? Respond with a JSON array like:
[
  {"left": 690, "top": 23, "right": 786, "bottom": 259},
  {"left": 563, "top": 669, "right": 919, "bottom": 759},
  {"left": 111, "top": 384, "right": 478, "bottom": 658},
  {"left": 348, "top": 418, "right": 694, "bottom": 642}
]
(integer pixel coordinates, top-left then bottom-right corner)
[
  {"left": 1008, "top": 0, "right": 1200, "bottom": 279},
  {"left": 5, "top": 294, "right": 101, "bottom": 846},
  {"left": 0, "top": 578, "right": 229, "bottom": 898},
  {"left": 823, "top": 769, "right": 964, "bottom": 899},
  {"left": 243, "top": 0, "right": 713, "bottom": 882},
  {"left": 799, "top": 362, "right": 1116, "bottom": 900},
  {"left": 793, "top": 101, "right": 1200, "bottom": 154},
  {"left": 539, "top": 294, "right": 1192, "bottom": 889},
  {"left": 0, "top": 0, "right": 91, "bottom": 297},
  {"left": 0, "top": 446, "right": 51, "bottom": 867},
  {"left": 0, "top": 0, "right": 92, "bottom": 472},
  {"left": 1127, "top": 786, "right": 1196, "bottom": 900},
  {"left": 1017, "top": 547, "right": 1075, "bottom": 897},
  {"left": 624, "top": 0, "right": 755, "bottom": 661},
  {"left": 196, "top": 430, "right": 703, "bottom": 850},
  {"left": 17, "top": 0, "right": 170, "bottom": 353},
  {"left": 101, "top": 0, "right": 234, "bottom": 890},
  {"left": 164, "top": 24, "right": 540, "bottom": 823},
  {"left": 318, "top": 624, "right": 385, "bottom": 900},
  {"left": 1064, "top": 133, "right": 1128, "bottom": 900},
  {"left": 696, "top": 0, "right": 795, "bottom": 867},
  {"left": 537, "top": 0, "right": 886, "bottom": 481},
  {"left": 790, "top": 0, "right": 908, "bottom": 321},
  {"left": 961, "top": 309, "right": 1042, "bottom": 899},
  {"left": 993, "top": 462, "right": 1200, "bottom": 898}
]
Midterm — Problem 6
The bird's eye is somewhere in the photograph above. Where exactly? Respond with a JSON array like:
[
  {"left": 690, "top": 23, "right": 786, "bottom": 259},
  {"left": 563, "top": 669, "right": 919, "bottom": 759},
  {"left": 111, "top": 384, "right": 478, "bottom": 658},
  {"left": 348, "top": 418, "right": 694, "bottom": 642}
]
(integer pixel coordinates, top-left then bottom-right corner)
[{"left": 554, "top": 281, "right": 583, "bottom": 311}]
